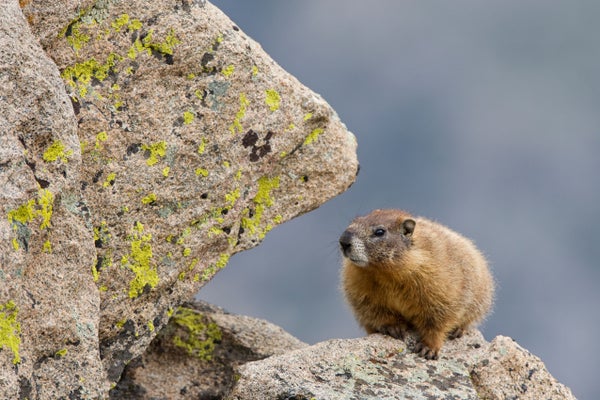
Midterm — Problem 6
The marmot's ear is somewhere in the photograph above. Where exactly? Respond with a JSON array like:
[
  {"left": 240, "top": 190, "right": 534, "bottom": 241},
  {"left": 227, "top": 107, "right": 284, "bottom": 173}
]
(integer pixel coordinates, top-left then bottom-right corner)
[{"left": 402, "top": 219, "right": 416, "bottom": 237}]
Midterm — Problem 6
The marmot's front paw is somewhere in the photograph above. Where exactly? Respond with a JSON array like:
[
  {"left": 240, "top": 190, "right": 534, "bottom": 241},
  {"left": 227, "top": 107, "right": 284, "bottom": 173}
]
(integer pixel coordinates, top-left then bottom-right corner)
[
  {"left": 448, "top": 326, "right": 465, "bottom": 340},
  {"left": 414, "top": 342, "right": 439, "bottom": 360},
  {"left": 377, "top": 325, "right": 406, "bottom": 340}
]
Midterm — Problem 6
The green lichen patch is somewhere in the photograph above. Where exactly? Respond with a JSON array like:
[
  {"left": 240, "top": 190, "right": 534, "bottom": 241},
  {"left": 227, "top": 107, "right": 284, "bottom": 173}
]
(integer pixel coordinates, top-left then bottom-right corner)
[
  {"left": 122, "top": 222, "right": 159, "bottom": 299},
  {"left": 183, "top": 110, "right": 195, "bottom": 125},
  {"left": 43, "top": 140, "right": 73, "bottom": 163},
  {"left": 61, "top": 14, "right": 180, "bottom": 101},
  {"left": 171, "top": 307, "right": 222, "bottom": 361},
  {"left": 241, "top": 176, "right": 280, "bottom": 239},
  {"left": 201, "top": 253, "right": 230, "bottom": 282},
  {"left": 195, "top": 168, "right": 209, "bottom": 177},
  {"left": 61, "top": 53, "right": 121, "bottom": 98},
  {"left": 141, "top": 29, "right": 180, "bottom": 56},
  {"left": 55, "top": 348, "right": 68, "bottom": 357},
  {"left": 103, "top": 172, "right": 116, "bottom": 187},
  {"left": 95, "top": 131, "right": 108, "bottom": 150},
  {"left": 0, "top": 301, "right": 21, "bottom": 365},
  {"left": 265, "top": 89, "right": 281, "bottom": 111},
  {"left": 37, "top": 189, "right": 54, "bottom": 230},
  {"left": 197, "top": 138, "right": 208, "bottom": 155},
  {"left": 7, "top": 189, "right": 55, "bottom": 248},
  {"left": 142, "top": 141, "right": 167, "bottom": 166},
  {"left": 93, "top": 220, "right": 111, "bottom": 247},
  {"left": 221, "top": 64, "right": 235, "bottom": 77},
  {"left": 7, "top": 200, "right": 36, "bottom": 226},
  {"left": 141, "top": 193, "right": 157, "bottom": 205},
  {"left": 229, "top": 92, "right": 250, "bottom": 134},
  {"left": 65, "top": 21, "right": 90, "bottom": 53},
  {"left": 303, "top": 128, "right": 325, "bottom": 145}
]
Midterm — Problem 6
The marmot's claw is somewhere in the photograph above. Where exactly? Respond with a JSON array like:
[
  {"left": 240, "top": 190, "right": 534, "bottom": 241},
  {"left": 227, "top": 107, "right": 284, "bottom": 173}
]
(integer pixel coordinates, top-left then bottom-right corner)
[
  {"left": 448, "top": 327, "right": 465, "bottom": 340},
  {"left": 378, "top": 325, "right": 406, "bottom": 340},
  {"left": 415, "top": 342, "right": 439, "bottom": 360}
]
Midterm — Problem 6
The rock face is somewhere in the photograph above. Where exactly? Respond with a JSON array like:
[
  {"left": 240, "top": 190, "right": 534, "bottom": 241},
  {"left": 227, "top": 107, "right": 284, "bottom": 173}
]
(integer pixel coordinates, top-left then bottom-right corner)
[
  {"left": 228, "top": 331, "right": 577, "bottom": 400},
  {"left": 1, "top": 1, "right": 105, "bottom": 398},
  {"left": 111, "top": 301, "right": 307, "bottom": 399},
  {"left": 1, "top": 0, "right": 358, "bottom": 398}
]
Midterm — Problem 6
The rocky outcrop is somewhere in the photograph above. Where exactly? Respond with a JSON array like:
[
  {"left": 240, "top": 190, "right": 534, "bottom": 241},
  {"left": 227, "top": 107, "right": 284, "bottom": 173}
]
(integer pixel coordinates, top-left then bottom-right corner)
[
  {"left": 228, "top": 331, "right": 576, "bottom": 400},
  {"left": 1, "top": 0, "right": 358, "bottom": 398},
  {"left": 104, "top": 300, "right": 576, "bottom": 400},
  {"left": 1, "top": 1, "right": 105, "bottom": 397},
  {"left": 111, "top": 301, "right": 307, "bottom": 399}
]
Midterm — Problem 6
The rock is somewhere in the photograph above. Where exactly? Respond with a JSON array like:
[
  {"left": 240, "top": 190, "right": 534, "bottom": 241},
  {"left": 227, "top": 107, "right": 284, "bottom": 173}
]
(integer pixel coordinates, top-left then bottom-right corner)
[
  {"left": 471, "top": 335, "right": 576, "bottom": 400},
  {"left": 2, "top": 0, "right": 357, "bottom": 397},
  {"left": 228, "top": 331, "right": 577, "bottom": 400},
  {"left": 1, "top": 0, "right": 105, "bottom": 398},
  {"left": 228, "top": 332, "right": 484, "bottom": 400},
  {"left": 110, "top": 301, "right": 307, "bottom": 399}
]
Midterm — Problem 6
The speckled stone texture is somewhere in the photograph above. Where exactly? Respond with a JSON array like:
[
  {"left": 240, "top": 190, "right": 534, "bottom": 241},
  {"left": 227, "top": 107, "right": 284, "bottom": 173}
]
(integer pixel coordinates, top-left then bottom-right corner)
[
  {"left": 1, "top": 0, "right": 358, "bottom": 398},
  {"left": 110, "top": 301, "right": 307, "bottom": 399},
  {"left": 0, "top": 1, "right": 106, "bottom": 398},
  {"left": 471, "top": 335, "right": 576, "bottom": 400},
  {"left": 228, "top": 330, "right": 576, "bottom": 400}
]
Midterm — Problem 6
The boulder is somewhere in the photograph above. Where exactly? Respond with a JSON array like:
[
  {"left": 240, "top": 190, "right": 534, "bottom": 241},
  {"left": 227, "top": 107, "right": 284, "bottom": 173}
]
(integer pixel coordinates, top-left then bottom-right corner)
[
  {"left": 228, "top": 330, "right": 576, "bottom": 400},
  {"left": 1, "top": 1, "right": 105, "bottom": 397},
  {"left": 1, "top": 0, "right": 358, "bottom": 397},
  {"left": 111, "top": 301, "right": 307, "bottom": 399}
]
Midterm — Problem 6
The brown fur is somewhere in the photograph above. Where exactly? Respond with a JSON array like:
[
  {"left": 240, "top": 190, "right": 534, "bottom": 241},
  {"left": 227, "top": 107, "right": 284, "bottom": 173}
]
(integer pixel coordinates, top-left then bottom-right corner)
[{"left": 339, "top": 209, "right": 494, "bottom": 359}]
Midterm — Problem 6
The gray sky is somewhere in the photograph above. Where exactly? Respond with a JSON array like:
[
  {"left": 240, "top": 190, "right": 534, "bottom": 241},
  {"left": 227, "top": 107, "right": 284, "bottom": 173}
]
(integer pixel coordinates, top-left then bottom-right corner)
[{"left": 199, "top": 2, "right": 600, "bottom": 398}]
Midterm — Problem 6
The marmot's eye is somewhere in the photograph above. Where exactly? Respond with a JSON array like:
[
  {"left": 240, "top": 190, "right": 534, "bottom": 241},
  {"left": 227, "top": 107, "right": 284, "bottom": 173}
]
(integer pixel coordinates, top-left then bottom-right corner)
[{"left": 373, "top": 228, "right": 386, "bottom": 237}]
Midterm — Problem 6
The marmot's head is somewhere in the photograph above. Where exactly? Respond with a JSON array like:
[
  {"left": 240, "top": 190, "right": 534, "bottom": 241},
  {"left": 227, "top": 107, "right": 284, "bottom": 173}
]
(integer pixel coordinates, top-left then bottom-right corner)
[{"left": 339, "top": 209, "right": 415, "bottom": 268}]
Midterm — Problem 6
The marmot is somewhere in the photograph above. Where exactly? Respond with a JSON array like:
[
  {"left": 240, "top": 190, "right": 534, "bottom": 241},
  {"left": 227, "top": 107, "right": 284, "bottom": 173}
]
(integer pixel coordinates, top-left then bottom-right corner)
[{"left": 339, "top": 209, "right": 494, "bottom": 359}]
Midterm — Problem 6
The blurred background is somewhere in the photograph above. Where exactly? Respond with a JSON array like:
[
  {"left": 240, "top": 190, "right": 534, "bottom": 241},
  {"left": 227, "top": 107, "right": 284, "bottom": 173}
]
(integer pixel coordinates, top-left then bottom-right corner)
[{"left": 198, "top": 1, "right": 599, "bottom": 398}]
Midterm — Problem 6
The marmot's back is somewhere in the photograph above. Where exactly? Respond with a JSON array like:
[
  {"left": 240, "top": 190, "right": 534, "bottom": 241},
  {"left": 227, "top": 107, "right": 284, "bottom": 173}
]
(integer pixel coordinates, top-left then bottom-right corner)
[{"left": 339, "top": 209, "right": 494, "bottom": 359}]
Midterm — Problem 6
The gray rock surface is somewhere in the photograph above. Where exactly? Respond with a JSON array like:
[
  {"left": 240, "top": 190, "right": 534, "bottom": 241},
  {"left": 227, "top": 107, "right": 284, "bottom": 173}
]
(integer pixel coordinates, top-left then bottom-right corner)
[
  {"left": 1, "top": 0, "right": 358, "bottom": 398},
  {"left": 471, "top": 335, "right": 577, "bottom": 400},
  {"left": 111, "top": 300, "right": 307, "bottom": 399},
  {"left": 228, "top": 331, "right": 576, "bottom": 400},
  {"left": 1, "top": 1, "right": 105, "bottom": 398}
]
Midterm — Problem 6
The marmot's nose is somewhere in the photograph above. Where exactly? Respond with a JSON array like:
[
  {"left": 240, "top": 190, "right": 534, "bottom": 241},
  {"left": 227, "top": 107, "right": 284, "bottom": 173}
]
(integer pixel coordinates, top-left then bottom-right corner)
[{"left": 339, "top": 230, "right": 353, "bottom": 253}]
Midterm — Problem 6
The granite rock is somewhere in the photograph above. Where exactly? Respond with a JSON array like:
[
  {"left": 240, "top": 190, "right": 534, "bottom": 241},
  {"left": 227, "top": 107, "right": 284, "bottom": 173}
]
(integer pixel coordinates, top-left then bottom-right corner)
[
  {"left": 1, "top": 1, "right": 105, "bottom": 397},
  {"left": 471, "top": 335, "right": 576, "bottom": 400},
  {"left": 110, "top": 301, "right": 307, "bottom": 399},
  {"left": 1, "top": 0, "right": 358, "bottom": 397},
  {"left": 228, "top": 331, "right": 577, "bottom": 400}
]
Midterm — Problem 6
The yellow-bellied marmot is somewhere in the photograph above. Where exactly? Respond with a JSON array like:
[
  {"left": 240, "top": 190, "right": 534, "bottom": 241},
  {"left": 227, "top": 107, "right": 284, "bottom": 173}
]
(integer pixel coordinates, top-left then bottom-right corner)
[{"left": 339, "top": 209, "right": 494, "bottom": 359}]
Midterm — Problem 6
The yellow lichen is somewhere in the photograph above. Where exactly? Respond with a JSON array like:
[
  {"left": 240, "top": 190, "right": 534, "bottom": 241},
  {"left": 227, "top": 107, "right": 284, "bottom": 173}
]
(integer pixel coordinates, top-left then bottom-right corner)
[
  {"left": 183, "top": 111, "right": 194, "bottom": 125},
  {"left": 43, "top": 140, "right": 73, "bottom": 163},
  {"left": 55, "top": 348, "right": 68, "bottom": 357},
  {"left": 37, "top": 189, "right": 54, "bottom": 230},
  {"left": 171, "top": 307, "right": 222, "bottom": 360},
  {"left": 141, "top": 193, "right": 157, "bottom": 205},
  {"left": 111, "top": 14, "right": 130, "bottom": 32},
  {"left": 195, "top": 168, "right": 209, "bottom": 177},
  {"left": 95, "top": 131, "right": 108, "bottom": 150},
  {"left": 142, "top": 141, "right": 167, "bottom": 166},
  {"left": 103, "top": 172, "right": 116, "bottom": 187},
  {"left": 43, "top": 240, "right": 52, "bottom": 253},
  {"left": 123, "top": 222, "right": 159, "bottom": 299},
  {"left": 265, "top": 89, "right": 281, "bottom": 111},
  {"left": 221, "top": 64, "right": 235, "bottom": 77},
  {"left": 229, "top": 92, "right": 249, "bottom": 134},
  {"left": 303, "top": 128, "right": 325, "bottom": 145},
  {"left": 241, "top": 176, "right": 280, "bottom": 239},
  {"left": 0, "top": 301, "right": 21, "bottom": 365},
  {"left": 197, "top": 138, "right": 208, "bottom": 155}
]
